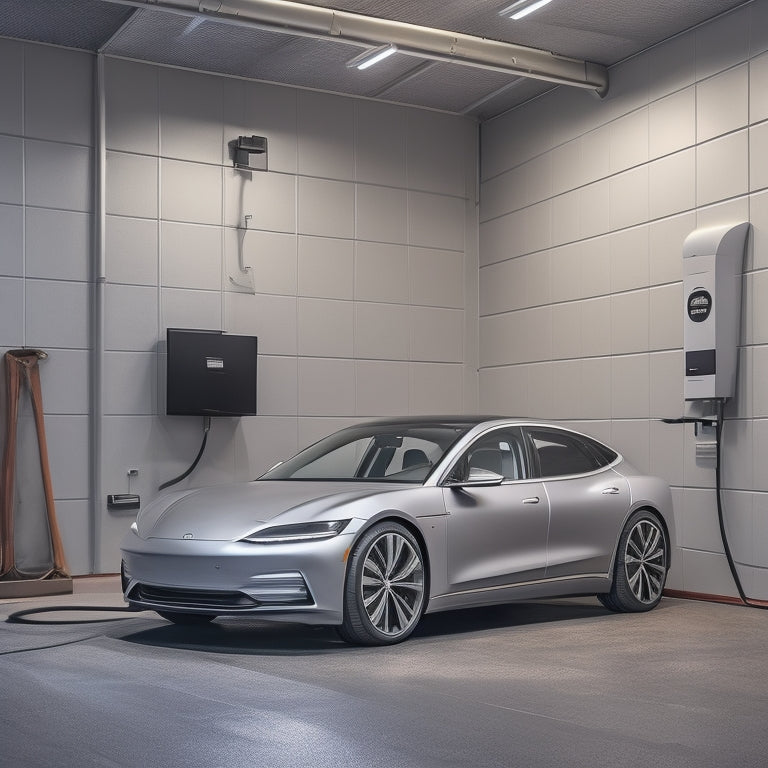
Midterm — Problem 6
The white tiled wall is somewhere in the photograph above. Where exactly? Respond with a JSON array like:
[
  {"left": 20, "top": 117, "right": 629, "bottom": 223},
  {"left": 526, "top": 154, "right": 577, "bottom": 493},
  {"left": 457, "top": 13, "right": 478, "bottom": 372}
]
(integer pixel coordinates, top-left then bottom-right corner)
[
  {"left": 479, "top": 0, "right": 768, "bottom": 600},
  {"left": 0, "top": 42, "right": 93, "bottom": 575},
  {"left": 0, "top": 39, "right": 477, "bottom": 575},
  {"left": 95, "top": 57, "right": 477, "bottom": 572}
]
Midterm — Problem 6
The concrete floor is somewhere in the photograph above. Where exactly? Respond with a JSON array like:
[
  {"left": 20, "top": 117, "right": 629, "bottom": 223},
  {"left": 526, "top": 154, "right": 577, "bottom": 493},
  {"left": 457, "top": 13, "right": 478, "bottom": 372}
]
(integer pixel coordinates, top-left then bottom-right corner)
[{"left": 1, "top": 578, "right": 767, "bottom": 768}]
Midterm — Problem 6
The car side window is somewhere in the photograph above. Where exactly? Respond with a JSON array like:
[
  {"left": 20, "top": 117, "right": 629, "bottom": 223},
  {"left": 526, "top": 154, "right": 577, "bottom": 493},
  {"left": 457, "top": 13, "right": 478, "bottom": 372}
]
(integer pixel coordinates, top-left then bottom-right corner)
[
  {"left": 449, "top": 428, "right": 529, "bottom": 482},
  {"left": 525, "top": 428, "right": 609, "bottom": 477}
]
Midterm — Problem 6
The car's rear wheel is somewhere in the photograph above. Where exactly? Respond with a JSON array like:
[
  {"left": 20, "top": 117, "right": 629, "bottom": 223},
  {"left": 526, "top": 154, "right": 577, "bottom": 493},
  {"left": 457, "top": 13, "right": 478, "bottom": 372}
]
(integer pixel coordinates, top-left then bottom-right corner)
[
  {"left": 599, "top": 510, "right": 668, "bottom": 612},
  {"left": 338, "top": 521, "right": 426, "bottom": 646},
  {"left": 157, "top": 611, "right": 217, "bottom": 625}
]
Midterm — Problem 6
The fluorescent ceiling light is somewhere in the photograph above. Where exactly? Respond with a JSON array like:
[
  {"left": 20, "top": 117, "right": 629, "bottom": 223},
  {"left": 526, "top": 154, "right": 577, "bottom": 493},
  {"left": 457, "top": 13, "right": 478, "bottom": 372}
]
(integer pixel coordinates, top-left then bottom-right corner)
[
  {"left": 346, "top": 44, "right": 398, "bottom": 70},
  {"left": 499, "top": 0, "right": 555, "bottom": 20},
  {"left": 180, "top": 16, "right": 206, "bottom": 36}
]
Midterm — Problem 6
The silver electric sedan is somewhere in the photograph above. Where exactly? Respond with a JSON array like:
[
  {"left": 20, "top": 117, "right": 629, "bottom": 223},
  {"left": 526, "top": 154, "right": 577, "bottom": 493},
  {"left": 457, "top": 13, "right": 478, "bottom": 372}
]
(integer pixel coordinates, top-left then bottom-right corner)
[{"left": 121, "top": 416, "right": 674, "bottom": 645}]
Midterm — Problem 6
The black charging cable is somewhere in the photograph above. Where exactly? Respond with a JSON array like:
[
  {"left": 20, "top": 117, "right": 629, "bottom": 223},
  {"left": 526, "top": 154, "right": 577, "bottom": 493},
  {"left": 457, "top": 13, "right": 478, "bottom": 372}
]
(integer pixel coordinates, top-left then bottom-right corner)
[
  {"left": 2, "top": 606, "right": 149, "bottom": 656},
  {"left": 662, "top": 404, "right": 768, "bottom": 610},
  {"left": 158, "top": 416, "right": 212, "bottom": 491},
  {"left": 7, "top": 605, "right": 142, "bottom": 625}
]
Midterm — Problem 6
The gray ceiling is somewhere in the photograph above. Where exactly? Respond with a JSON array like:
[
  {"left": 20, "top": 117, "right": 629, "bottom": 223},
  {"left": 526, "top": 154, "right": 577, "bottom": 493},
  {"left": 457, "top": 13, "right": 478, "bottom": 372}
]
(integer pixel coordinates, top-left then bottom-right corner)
[{"left": 0, "top": 0, "right": 749, "bottom": 119}]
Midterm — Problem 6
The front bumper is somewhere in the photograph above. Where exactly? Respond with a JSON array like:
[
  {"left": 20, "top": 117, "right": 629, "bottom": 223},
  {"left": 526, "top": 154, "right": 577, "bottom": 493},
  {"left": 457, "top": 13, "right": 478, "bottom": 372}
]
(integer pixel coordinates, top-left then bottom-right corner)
[{"left": 121, "top": 532, "right": 354, "bottom": 626}]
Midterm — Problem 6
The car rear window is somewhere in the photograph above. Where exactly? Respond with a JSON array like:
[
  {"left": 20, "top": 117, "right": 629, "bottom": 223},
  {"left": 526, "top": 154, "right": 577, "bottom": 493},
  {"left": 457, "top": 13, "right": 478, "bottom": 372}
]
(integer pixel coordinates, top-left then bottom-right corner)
[{"left": 526, "top": 428, "right": 617, "bottom": 477}]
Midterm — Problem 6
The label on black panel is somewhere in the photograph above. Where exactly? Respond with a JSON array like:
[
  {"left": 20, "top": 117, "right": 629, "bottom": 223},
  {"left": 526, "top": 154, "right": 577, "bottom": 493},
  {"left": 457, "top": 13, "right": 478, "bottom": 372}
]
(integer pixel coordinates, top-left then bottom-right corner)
[
  {"left": 687, "top": 289, "right": 712, "bottom": 323},
  {"left": 686, "top": 349, "right": 716, "bottom": 376}
]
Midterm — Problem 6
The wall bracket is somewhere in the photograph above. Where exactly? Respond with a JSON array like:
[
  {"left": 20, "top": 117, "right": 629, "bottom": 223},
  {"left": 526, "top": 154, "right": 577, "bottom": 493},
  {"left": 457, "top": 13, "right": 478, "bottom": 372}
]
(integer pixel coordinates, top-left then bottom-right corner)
[{"left": 229, "top": 135, "right": 268, "bottom": 171}]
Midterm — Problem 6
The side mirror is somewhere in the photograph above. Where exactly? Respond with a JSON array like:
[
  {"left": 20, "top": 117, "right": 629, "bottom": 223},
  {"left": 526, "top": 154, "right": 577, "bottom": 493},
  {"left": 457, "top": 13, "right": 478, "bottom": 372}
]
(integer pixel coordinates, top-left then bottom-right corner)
[{"left": 444, "top": 467, "right": 505, "bottom": 488}]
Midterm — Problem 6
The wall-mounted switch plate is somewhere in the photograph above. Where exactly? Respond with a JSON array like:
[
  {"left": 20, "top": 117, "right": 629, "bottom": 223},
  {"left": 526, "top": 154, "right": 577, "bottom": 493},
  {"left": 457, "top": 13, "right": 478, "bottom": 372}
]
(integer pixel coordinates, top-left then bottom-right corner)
[
  {"left": 695, "top": 441, "right": 717, "bottom": 460},
  {"left": 108, "top": 494, "right": 140, "bottom": 511}
]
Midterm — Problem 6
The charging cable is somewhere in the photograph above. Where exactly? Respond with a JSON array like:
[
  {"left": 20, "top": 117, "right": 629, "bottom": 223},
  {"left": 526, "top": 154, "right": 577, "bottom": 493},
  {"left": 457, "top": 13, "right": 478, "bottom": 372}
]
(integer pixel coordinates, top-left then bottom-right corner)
[
  {"left": 158, "top": 416, "right": 212, "bottom": 491},
  {"left": 712, "top": 400, "right": 768, "bottom": 609},
  {"left": 663, "top": 404, "right": 768, "bottom": 609},
  {"left": 7, "top": 605, "right": 141, "bottom": 625}
]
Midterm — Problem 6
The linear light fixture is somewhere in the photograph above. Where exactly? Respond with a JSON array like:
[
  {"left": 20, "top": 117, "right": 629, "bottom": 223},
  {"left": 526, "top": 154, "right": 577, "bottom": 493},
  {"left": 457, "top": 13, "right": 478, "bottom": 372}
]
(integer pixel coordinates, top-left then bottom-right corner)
[
  {"left": 180, "top": 15, "right": 206, "bottom": 35},
  {"left": 499, "top": 0, "right": 555, "bottom": 20},
  {"left": 346, "top": 43, "right": 398, "bottom": 70}
]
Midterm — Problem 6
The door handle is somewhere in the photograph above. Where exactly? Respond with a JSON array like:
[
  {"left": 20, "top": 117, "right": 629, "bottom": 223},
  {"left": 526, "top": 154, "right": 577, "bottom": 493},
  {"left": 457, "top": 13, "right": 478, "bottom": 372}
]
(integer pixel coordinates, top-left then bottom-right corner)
[
  {"left": 522, "top": 496, "right": 540, "bottom": 504},
  {"left": 601, "top": 487, "right": 620, "bottom": 495}
]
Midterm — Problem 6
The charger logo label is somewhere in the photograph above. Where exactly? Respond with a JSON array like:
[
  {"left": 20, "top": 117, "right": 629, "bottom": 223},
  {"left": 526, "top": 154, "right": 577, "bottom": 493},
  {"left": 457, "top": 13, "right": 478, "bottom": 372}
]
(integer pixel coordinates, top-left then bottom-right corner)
[{"left": 687, "top": 289, "right": 712, "bottom": 323}]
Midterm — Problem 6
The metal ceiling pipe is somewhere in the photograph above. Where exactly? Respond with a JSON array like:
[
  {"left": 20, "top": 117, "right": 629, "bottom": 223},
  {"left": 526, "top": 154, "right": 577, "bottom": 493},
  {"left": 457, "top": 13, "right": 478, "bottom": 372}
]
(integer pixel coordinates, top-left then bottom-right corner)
[{"left": 103, "top": 0, "right": 608, "bottom": 96}]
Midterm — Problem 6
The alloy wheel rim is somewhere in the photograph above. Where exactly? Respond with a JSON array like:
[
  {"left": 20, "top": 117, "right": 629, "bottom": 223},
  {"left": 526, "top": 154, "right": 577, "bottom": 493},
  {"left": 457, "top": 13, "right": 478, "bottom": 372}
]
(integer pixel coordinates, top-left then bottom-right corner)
[
  {"left": 361, "top": 532, "right": 424, "bottom": 636},
  {"left": 625, "top": 519, "right": 666, "bottom": 603}
]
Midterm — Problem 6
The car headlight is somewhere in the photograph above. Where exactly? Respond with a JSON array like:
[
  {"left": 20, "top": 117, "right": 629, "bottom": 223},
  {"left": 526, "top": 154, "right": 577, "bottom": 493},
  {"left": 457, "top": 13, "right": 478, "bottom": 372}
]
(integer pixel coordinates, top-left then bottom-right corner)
[
  {"left": 241, "top": 520, "right": 350, "bottom": 544},
  {"left": 130, "top": 521, "right": 138, "bottom": 535}
]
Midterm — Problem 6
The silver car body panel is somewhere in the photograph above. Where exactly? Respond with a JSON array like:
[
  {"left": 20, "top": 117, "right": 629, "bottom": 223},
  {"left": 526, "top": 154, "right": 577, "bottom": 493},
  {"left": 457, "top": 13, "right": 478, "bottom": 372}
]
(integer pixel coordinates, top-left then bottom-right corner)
[
  {"left": 542, "top": 469, "right": 630, "bottom": 579},
  {"left": 442, "top": 481, "right": 549, "bottom": 588},
  {"left": 121, "top": 418, "right": 675, "bottom": 626}
]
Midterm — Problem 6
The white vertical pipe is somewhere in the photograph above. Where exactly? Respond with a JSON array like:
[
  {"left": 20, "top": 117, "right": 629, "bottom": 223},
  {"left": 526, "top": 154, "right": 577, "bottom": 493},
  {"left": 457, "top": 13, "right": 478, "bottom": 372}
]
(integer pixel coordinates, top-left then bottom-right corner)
[{"left": 91, "top": 53, "right": 107, "bottom": 574}]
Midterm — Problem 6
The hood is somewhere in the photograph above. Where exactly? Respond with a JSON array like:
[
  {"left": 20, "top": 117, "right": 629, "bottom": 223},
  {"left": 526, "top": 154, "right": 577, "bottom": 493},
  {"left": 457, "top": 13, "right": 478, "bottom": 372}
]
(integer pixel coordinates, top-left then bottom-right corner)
[{"left": 137, "top": 480, "right": 408, "bottom": 541}]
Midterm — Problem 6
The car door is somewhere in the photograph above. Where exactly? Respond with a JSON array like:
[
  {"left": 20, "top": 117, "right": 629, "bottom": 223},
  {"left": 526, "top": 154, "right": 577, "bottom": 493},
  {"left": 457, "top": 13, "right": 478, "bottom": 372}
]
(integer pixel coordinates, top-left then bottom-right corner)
[
  {"left": 442, "top": 427, "right": 550, "bottom": 592},
  {"left": 524, "top": 427, "right": 630, "bottom": 579}
]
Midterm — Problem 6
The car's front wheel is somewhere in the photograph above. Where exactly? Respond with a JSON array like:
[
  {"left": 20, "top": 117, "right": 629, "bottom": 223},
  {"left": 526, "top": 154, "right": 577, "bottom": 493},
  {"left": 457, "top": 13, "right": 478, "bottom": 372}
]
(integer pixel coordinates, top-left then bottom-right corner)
[
  {"left": 338, "top": 521, "right": 426, "bottom": 646},
  {"left": 157, "top": 611, "right": 217, "bottom": 625},
  {"left": 599, "top": 509, "right": 668, "bottom": 612}
]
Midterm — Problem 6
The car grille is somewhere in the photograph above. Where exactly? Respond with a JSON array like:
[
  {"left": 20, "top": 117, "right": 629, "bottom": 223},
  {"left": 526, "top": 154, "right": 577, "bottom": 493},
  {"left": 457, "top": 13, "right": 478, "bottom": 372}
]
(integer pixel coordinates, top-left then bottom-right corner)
[{"left": 131, "top": 584, "right": 257, "bottom": 610}]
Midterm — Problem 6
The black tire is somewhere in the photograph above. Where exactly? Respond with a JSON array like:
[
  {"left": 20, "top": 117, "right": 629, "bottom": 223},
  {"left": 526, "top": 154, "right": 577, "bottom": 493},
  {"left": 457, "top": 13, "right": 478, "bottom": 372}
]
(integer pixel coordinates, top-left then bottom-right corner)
[
  {"left": 157, "top": 611, "right": 217, "bottom": 625},
  {"left": 338, "top": 521, "right": 426, "bottom": 646},
  {"left": 599, "top": 509, "right": 668, "bottom": 613}
]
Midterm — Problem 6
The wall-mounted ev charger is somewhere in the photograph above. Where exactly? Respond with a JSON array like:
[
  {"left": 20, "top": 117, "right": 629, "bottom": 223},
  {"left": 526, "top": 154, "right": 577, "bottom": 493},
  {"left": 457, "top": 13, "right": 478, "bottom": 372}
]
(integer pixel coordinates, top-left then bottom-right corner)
[{"left": 683, "top": 222, "right": 750, "bottom": 401}]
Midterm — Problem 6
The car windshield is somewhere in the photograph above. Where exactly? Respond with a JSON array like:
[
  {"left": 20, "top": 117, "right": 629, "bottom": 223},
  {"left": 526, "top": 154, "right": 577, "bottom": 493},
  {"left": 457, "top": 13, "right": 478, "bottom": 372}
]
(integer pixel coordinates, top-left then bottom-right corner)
[{"left": 260, "top": 423, "right": 472, "bottom": 483}]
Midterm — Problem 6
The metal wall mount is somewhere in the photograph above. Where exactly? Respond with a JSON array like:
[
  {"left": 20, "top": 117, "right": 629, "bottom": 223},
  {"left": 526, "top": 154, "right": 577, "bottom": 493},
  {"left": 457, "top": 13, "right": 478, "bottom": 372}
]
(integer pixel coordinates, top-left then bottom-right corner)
[{"left": 229, "top": 135, "right": 268, "bottom": 171}]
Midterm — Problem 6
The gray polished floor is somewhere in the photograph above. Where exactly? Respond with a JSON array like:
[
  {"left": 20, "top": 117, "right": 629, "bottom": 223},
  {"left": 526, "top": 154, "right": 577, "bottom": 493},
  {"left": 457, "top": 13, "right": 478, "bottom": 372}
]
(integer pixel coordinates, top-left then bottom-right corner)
[{"left": 1, "top": 579, "right": 767, "bottom": 768}]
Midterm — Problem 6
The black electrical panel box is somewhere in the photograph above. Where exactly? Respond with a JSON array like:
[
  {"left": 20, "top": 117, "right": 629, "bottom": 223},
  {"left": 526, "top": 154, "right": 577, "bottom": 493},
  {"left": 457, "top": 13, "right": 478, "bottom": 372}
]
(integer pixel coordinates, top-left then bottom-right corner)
[{"left": 166, "top": 329, "right": 258, "bottom": 417}]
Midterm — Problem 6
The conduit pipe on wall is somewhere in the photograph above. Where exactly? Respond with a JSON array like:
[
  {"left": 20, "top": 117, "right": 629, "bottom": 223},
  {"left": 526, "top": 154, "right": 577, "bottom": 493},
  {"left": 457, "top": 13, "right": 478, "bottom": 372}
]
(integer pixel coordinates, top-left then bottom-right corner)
[
  {"left": 102, "top": 0, "right": 609, "bottom": 95},
  {"left": 90, "top": 53, "right": 107, "bottom": 574}
]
